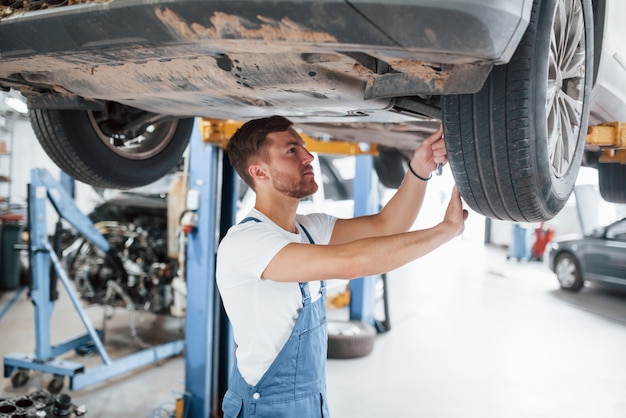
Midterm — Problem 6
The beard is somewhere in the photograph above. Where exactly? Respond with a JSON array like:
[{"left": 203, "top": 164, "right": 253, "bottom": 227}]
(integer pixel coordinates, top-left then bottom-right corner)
[{"left": 270, "top": 168, "right": 318, "bottom": 199}]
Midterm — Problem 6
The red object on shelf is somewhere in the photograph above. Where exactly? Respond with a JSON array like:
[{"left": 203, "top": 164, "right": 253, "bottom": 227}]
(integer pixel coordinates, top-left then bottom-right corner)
[{"left": 0, "top": 212, "right": 24, "bottom": 223}]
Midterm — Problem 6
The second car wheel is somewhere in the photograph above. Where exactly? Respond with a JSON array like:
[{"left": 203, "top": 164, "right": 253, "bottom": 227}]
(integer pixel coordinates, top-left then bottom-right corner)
[
  {"left": 598, "top": 163, "right": 626, "bottom": 204},
  {"left": 442, "top": 0, "right": 593, "bottom": 222},
  {"left": 327, "top": 320, "right": 376, "bottom": 359},
  {"left": 29, "top": 105, "right": 194, "bottom": 189},
  {"left": 373, "top": 147, "right": 408, "bottom": 189},
  {"left": 555, "top": 252, "right": 584, "bottom": 291}
]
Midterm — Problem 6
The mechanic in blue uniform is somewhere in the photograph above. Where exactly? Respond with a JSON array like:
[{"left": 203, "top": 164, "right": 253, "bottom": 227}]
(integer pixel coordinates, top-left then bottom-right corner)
[{"left": 216, "top": 115, "right": 468, "bottom": 417}]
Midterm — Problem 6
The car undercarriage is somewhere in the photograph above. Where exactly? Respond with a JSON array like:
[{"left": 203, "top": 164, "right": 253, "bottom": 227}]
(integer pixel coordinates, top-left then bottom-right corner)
[{"left": 2, "top": 0, "right": 624, "bottom": 221}]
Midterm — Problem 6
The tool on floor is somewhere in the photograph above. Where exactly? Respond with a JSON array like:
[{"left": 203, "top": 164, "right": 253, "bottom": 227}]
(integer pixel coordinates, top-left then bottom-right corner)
[
  {"left": 3, "top": 168, "right": 184, "bottom": 392},
  {"left": 0, "top": 390, "right": 86, "bottom": 417}
]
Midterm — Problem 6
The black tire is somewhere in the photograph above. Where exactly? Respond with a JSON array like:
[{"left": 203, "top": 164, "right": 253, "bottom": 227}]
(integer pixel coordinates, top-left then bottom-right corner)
[
  {"left": 29, "top": 107, "right": 193, "bottom": 189},
  {"left": 598, "top": 163, "right": 626, "bottom": 203},
  {"left": 47, "top": 375, "right": 65, "bottom": 394},
  {"left": 374, "top": 148, "right": 407, "bottom": 189},
  {"left": 555, "top": 252, "right": 584, "bottom": 291},
  {"left": 442, "top": 0, "right": 593, "bottom": 222},
  {"left": 327, "top": 320, "right": 376, "bottom": 359},
  {"left": 10, "top": 369, "right": 29, "bottom": 388}
]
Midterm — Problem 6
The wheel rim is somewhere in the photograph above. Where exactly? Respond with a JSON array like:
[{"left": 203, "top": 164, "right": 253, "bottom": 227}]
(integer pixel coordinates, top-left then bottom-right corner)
[
  {"left": 546, "top": 0, "right": 586, "bottom": 178},
  {"left": 87, "top": 112, "right": 178, "bottom": 160},
  {"left": 555, "top": 256, "right": 577, "bottom": 287}
]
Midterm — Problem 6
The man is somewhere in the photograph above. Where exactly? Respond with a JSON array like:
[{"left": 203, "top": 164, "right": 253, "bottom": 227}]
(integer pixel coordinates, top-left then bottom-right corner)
[{"left": 216, "top": 115, "right": 467, "bottom": 417}]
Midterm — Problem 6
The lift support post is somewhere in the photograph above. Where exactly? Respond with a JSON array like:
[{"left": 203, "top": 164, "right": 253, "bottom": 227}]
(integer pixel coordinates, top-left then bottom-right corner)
[
  {"left": 349, "top": 152, "right": 380, "bottom": 327},
  {"left": 183, "top": 119, "right": 232, "bottom": 418}
]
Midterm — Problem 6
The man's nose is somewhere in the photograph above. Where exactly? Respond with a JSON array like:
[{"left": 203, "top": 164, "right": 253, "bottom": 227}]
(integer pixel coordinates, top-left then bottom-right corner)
[{"left": 302, "top": 149, "right": 314, "bottom": 164}]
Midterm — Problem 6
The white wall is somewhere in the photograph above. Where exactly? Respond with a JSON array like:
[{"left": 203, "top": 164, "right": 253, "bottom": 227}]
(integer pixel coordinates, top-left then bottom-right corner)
[
  {"left": 7, "top": 113, "right": 60, "bottom": 205},
  {"left": 1, "top": 111, "right": 104, "bottom": 234}
]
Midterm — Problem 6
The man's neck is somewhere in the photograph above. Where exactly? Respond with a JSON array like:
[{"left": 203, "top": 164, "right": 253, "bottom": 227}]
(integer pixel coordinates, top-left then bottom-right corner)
[{"left": 254, "top": 194, "right": 300, "bottom": 233}]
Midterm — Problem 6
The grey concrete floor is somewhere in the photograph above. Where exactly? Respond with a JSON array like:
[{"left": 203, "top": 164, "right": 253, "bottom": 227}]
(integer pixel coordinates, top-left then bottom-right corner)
[{"left": 1, "top": 241, "right": 626, "bottom": 418}]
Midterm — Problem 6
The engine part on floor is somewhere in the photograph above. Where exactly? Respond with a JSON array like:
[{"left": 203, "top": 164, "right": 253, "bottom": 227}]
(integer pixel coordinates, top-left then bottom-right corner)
[
  {"left": 327, "top": 320, "right": 377, "bottom": 359},
  {"left": 3, "top": 168, "right": 184, "bottom": 391},
  {"left": 63, "top": 220, "right": 178, "bottom": 315},
  {"left": 0, "top": 390, "right": 87, "bottom": 417}
]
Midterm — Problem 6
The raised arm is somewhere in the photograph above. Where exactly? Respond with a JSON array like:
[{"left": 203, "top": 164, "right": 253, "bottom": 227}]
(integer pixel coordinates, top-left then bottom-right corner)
[
  {"left": 329, "top": 125, "right": 446, "bottom": 245},
  {"left": 263, "top": 186, "right": 468, "bottom": 283}
]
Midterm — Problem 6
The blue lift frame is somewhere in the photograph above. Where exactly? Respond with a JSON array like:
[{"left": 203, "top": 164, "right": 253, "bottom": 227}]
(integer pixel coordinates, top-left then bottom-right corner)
[
  {"left": 348, "top": 153, "right": 380, "bottom": 326},
  {"left": 183, "top": 119, "right": 236, "bottom": 417},
  {"left": 1, "top": 121, "right": 378, "bottom": 413},
  {"left": 183, "top": 121, "right": 220, "bottom": 417},
  {"left": 3, "top": 168, "right": 184, "bottom": 390}
]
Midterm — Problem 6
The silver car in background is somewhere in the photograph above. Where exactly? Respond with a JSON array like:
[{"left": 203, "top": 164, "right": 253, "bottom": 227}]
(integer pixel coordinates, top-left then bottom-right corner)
[{"left": 546, "top": 217, "right": 626, "bottom": 291}]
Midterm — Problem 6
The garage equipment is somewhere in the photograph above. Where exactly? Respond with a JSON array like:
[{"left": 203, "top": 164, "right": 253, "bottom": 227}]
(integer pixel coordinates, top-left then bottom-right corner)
[
  {"left": 531, "top": 222, "right": 554, "bottom": 261},
  {"left": 3, "top": 168, "right": 184, "bottom": 391},
  {"left": 181, "top": 119, "right": 226, "bottom": 418},
  {"left": 0, "top": 390, "right": 86, "bottom": 417},
  {"left": 507, "top": 224, "right": 532, "bottom": 261},
  {"left": 349, "top": 150, "right": 380, "bottom": 326},
  {"left": 0, "top": 285, "right": 26, "bottom": 323}
]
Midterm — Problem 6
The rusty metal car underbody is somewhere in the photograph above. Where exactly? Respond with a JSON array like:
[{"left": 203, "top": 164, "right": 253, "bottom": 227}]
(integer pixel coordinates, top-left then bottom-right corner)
[{"left": 2, "top": 0, "right": 624, "bottom": 221}]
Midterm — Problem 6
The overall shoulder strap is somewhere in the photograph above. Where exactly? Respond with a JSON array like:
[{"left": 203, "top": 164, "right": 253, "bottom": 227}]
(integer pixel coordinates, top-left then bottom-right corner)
[
  {"left": 298, "top": 223, "right": 326, "bottom": 291},
  {"left": 239, "top": 216, "right": 261, "bottom": 224},
  {"left": 298, "top": 223, "right": 315, "bottom": 244}
]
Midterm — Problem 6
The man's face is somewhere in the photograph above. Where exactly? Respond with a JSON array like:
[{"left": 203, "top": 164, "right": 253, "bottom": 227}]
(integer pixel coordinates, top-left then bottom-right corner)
[{"left": 263, "top": 128, "right": 318, "bottom": 199}]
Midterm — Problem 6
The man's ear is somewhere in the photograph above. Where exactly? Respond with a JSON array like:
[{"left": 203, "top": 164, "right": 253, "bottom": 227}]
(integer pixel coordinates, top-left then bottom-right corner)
[{"left": 248, "top": 163, "right": 268, "bottom": 183}]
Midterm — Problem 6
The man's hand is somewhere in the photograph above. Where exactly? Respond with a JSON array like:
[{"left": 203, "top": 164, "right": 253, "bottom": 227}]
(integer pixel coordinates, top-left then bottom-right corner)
[
  {"left": 411, "top": 125, "right": 447, "bottom": 178},
  {"left": 443, "top": 186, "right": 469, "bottom": 237}
]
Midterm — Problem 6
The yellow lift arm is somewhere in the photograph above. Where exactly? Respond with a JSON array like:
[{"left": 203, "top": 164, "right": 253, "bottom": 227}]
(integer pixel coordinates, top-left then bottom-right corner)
[
  {"left": 198, "top": 118, "right": 378, "bottom": 156},
  {"left": 587, "top": 122, "right": 626, "bottom": 163},
  {"left": 203, "top": 118, "right": 625, "bottom": 161}
]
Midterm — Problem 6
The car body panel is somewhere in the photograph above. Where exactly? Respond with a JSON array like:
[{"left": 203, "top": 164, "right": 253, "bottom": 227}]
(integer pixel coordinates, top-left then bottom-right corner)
[
  {"left": 6, "top": 0, "right": 623, "bottom": 148},
  {"left": 547, "top": 217, "right": 626, "bottom": 289},
  {"left": 0, "top": 0, "right": 530, "bottom": 130},
  {"left": 1, "top": 0, "right": 626, "bottom": 218},
  {"left": 0, "top": 0, "right": 621, "bottom": 149},
  {"left": 0, "top": 0, "right": 531, "bottom": 62}
]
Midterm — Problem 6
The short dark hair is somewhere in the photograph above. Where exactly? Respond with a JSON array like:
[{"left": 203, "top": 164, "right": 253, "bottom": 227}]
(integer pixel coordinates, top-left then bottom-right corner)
[{"left": 227, "top": 115, "right": 293, "bottom": 189}]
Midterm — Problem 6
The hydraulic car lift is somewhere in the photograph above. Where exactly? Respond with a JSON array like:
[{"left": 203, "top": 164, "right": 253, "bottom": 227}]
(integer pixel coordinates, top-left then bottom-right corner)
[
  {"left": 183, "top": 118, "right": 626, "bottom": 415},
  {"left": 3, "top": 168, "right": 184, "bottom": 392},
  {"left": 2, "top": 118, "right": 385, "bottom": 415},
  {"left": 197, "top": 118, "right": 382, "bottom": 325}
]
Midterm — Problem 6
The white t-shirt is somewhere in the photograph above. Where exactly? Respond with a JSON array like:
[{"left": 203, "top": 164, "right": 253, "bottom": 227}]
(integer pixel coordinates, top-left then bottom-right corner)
[{"left": 216, "top": 209, "right": 337, "bottom": 386}]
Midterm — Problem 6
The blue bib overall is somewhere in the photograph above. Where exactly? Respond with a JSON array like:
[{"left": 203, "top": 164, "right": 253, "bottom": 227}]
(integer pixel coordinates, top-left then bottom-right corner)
[{"left": 222, "top": 218, "right": 330, "bottom": 417}]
